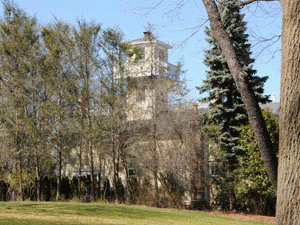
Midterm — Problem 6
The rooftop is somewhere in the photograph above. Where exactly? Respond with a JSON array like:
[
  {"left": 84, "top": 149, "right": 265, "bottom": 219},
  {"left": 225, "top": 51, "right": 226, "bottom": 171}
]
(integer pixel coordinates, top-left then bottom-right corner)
[{"left": 129, "top": 31, "right": 172, "bottom": 49}]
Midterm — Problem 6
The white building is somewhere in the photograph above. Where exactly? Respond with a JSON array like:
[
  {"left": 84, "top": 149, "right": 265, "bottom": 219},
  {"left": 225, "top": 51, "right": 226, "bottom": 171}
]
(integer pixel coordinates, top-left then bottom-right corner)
[{"left": 126, "top": 31, "right": 179, "bottom": 121}]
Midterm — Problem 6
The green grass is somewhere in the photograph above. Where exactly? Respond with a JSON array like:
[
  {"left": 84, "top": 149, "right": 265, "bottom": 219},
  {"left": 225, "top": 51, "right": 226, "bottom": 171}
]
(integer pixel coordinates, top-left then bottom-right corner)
[{"left": 0, "top": 201, "right": 273, "bottom": 225}]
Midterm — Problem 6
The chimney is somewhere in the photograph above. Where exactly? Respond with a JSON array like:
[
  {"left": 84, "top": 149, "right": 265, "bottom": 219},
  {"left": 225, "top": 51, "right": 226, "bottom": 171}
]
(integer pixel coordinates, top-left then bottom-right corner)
[
  {"left": 143, "top": 31, "right": 152, "bottom": 39},
  {"left": 270, "top": 93, "right": 276, "bottom": 103}
]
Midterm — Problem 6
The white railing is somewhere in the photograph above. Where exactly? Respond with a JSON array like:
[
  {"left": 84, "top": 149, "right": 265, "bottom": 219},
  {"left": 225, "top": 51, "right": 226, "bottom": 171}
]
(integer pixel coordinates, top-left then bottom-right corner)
[{"left": 125, "top": 60, "right": 179, "bottom": 79}]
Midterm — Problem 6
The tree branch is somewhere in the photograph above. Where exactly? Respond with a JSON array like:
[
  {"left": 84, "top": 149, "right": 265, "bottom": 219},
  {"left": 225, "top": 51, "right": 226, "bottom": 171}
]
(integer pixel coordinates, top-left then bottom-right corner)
[
  {"left": 143, "top": 0, "right": 165, "bottom": 16},
  {"left": 237, "top": 0, "right": 279, "bottom": 6}
]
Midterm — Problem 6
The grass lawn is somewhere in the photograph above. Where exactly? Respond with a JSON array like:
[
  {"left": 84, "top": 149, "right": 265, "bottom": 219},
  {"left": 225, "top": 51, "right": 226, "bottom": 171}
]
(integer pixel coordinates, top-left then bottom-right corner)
[{"left": 0, "top": 201, "right": 273, "bottom": 225}]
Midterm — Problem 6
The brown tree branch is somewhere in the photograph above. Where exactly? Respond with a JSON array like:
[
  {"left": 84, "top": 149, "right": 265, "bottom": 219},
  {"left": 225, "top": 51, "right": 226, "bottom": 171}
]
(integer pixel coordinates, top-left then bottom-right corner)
[
  {"left": 144, "top": 0, "right": 165, "bottom": 16},
  {"left": 237, "top": 0, "right": 280, "bottom": 6}
]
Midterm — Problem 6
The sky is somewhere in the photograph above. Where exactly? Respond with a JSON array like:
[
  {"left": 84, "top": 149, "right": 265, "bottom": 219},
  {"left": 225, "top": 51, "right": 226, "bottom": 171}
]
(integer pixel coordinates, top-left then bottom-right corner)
[{"left": 1, "top": 0, "right": 282, "bottom": 103}]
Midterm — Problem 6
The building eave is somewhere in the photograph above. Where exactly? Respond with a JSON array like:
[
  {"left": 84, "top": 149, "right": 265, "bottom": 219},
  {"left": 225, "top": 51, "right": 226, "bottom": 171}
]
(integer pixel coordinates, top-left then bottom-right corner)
[{"left": 129, "top": 38, "right": 172, "bottom": 49}]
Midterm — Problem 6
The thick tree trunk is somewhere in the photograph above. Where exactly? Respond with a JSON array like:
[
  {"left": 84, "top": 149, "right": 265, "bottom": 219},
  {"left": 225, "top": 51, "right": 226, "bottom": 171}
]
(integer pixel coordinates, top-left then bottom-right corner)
[
  {"left": 275, "top": 0, "right": 300, "bottom": 224},
  {"left": 202, "top": 0, "right": 278, "bottom": 192}
]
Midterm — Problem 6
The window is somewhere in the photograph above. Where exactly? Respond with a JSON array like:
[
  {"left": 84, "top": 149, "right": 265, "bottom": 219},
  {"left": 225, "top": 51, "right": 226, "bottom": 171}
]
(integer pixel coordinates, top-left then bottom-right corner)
[
  {"left": 136, "top": 89, "right": 146, "bottom": 102},
  {"left": 138, "top": 47, "right": 145, "bottom": 61},
  {"left": 128, "top": 162, "right": 138, "bottom": 178},
  {"left": 159, "top": 50, "right": 165, "bottom": 61},
  {"left": 128, "top": 168, "right": 137, "bottom": 177},
  {"left": 209, "top": 161, "right": 220, "bottom": 177}
]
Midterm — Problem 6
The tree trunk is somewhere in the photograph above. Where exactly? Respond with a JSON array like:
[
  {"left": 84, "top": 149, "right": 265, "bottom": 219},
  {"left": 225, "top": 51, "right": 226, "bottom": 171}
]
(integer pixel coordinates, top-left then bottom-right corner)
[
  {"left": 18, "top": 160, "right": 23, "bottom": 201},
  {"left": 202, "top": 0, "right": 278, "bottom": 193},
  {"left": 56, "top": 145, "right": 62, "bottom": 201},
  {"left": 78, "top": 144, "right": 82, "bottom": 200},
  {"left": 98, "top": 153, "right": 102, "bottom": 200},
  {"left": 153, "top": 168, "right": 159, "bottom": 207},
  {"left": 35, "top": 152, "right": 41, "bottom": 201},
  {"left": 112, "top": 131, "right": 118, "bottom": 202},
  {"left": 275, "top": 0, "right": 300, "bottom": 224},
  {"left": 16, "top": 132, "right": 23, "bottom": 201},
  {"left": 152, "top": 116, "right": 159, "bottom": 207},
  {"left": 89, "top": 139, "right": 95, "bottom": 201}
]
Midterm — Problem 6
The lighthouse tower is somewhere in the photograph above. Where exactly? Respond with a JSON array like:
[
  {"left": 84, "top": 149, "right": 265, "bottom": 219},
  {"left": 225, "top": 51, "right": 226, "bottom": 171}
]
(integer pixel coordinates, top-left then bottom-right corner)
[{"left": 126, "top": 31, "right": 179, "bottom": 121}]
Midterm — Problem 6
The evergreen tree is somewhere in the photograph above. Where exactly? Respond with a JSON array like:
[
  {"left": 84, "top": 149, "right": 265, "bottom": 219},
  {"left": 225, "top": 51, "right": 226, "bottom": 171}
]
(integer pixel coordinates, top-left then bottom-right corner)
[{"left": 197, "top": 0, "right": 269, "bottom": 209}]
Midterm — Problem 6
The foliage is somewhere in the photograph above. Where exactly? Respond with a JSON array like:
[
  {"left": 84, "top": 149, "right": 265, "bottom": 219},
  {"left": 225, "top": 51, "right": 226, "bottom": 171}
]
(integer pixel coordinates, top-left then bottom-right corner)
[{"left": 234, "top": 109, "right": 278, "bottom": 215}]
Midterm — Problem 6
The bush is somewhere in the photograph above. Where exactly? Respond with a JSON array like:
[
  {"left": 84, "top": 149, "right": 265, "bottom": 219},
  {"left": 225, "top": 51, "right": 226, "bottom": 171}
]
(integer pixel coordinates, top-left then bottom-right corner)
[{"left": 0, "top": 180, "right": 8, "bottom": 201}]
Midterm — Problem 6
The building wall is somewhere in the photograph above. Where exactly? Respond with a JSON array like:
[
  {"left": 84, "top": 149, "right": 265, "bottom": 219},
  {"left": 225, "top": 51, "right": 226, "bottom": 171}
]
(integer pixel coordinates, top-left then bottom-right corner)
[
  {"left": 127, "top": 81, "right": 154, "bottom": 121},
  {"left": 63, "top": 128, "right": 209, "bottom": 206}
]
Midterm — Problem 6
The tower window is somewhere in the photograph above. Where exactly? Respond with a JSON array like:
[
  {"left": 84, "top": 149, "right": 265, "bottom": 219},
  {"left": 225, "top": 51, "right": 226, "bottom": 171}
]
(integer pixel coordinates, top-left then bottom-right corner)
[
  {"left": 136, "top": 89, "right": 146, "bottom": 102},
  {"left": 138, "top": 47, "right": 145, "bottom": 60},
  {"left": 159, "top": 50, "right": 165, "bottom": 61}
]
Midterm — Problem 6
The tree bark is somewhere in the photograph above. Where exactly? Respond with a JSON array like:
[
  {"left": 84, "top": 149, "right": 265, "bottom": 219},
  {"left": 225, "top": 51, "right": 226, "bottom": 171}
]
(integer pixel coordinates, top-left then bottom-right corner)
[
  {"left": 18, "top": 159, "right": 23, "bottom": 201},
  {"left": 78, "top": 144, "right": 82, "bottom": 200},
  {"left": 35, "top": 152, "right": 41, "bottom": 201},
  {"left": 112, "top": 128, "right": 119, "bottom": 202},
  {"left": 153, "top": 168, "right": 159, "bottom": 207},
  {"left": 202, "top": 0, "right": 278, "bottom": 192},
  {"left": 89, "top": 138, "right": 95, "bottom": 201},
  {"left": 275, "top": 0, "right": 300, "bottom": 224},
  {"left": 56, "top": 144, "right": 62, "bottom": 201}
]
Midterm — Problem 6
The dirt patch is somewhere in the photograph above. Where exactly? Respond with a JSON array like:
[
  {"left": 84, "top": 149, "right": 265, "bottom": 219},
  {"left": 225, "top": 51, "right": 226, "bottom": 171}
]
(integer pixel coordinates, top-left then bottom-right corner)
[{"left": 203, "top": 210, "right": 275, "bottom": 223}]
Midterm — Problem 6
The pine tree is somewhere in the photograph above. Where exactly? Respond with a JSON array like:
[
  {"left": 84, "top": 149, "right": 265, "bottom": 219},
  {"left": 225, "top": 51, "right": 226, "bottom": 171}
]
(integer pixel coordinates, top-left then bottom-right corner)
[{"left": 197, "top": 0, "right": 269, "bottom": 209}]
